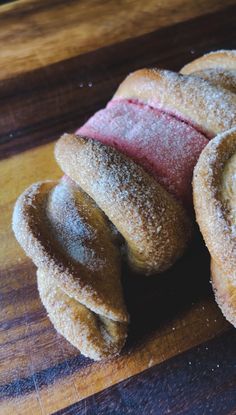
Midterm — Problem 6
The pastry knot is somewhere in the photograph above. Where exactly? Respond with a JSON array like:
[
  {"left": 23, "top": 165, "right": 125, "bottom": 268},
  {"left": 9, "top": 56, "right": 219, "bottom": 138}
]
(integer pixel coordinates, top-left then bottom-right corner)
[{"left": 13, "top": 53, "right": 236, "bottom": 359}]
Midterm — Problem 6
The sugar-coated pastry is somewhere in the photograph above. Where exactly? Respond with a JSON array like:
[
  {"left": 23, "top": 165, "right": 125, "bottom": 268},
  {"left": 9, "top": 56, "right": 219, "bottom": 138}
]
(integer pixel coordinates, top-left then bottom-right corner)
[
  {"left": 193, "top": 127, "right": 236, "bottom": 327},
  {"left": 78, "top": 69, "right": 236, "bottom": 208},
  {"left": 13, "top": 56, "right": 236, "bottom": 360},
  {"left": 12, "top": 177, "right": 128, "bottom": 359},
  {"left": 180, "top": 50, "right": 236, "bottom": 93},
  {"left": 37, "top": 270, "right": 127, "bottom": 360},
  {"left": 181, "top": 50, "right": 236, "bottom": 74},
  {"left": 78, "top": 99, "right": 208, "bottom": 206},
  {"left": 55, "top": 134, "right": 192, "bottom": 275},
  {"left": 183, "top": 69, "right": 236, "bottom": 94},
  {"left": 211, "top": 260, "right": 236, "bottom": 327},
  {"left": 113, "top": 68, "right": 236, "bottom": 136}
]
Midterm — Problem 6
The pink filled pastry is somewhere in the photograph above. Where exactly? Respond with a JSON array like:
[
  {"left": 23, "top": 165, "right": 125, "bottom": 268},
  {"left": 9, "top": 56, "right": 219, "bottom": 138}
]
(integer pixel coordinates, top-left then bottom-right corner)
[
  {"left": 13, "top": 66, "right": 236, "bottom": 362},
  {"left": 77, "top": 99, "right": 208, "bottom": 207}
]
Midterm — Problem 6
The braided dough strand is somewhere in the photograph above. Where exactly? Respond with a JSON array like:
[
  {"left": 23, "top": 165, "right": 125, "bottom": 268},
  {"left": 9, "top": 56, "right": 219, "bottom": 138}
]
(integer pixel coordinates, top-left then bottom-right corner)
[
  {"left": 193, "top": 127, "right": 236, "bottom": 327},
  {"left": 211, "top": 260, "right": 236, "bottom": 328},
  {"left": 181, "top": 50, "right": 236, "bottom": 74},
  {"left": 12, "top": 178, "right": 128, "bottom": 324},
  {"left": 180, "top": 50, "right": 236, "bottom": 93},
  {"left": 113, "top": 68, "right": 236, "bottom": 136},
  {"left": 55, "top": 134, "right": 192, "bottom": 275},
  {"left": 14, "top": 56, "right": 236, "bottom": 358},
  {"left": 37, "top": 269, "right": 127, "bottom": 361}
]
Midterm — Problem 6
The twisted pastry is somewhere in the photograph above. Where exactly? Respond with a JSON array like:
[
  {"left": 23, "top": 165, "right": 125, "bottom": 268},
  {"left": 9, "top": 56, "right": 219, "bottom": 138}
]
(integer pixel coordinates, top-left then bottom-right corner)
[
  {"left": 181, "top": 50, "right": 236, "bottom": 93},
  {"left": 193, "top": 128, "right": 236, "bottom": 327},
  {"left": 13, "top": 177, "right": 128, "bottom": 359},
  {"left": 13, "top": 57, "right": 236, "bottom": 359},
  {"left": 183, "top": 49, "right": 236, "bottom": 326},
  {"left": 77, "top": 68, "right": 236, "bottom": 207},
  {"left": 55, "top": 135, "right": 191, "bottom": 275}
]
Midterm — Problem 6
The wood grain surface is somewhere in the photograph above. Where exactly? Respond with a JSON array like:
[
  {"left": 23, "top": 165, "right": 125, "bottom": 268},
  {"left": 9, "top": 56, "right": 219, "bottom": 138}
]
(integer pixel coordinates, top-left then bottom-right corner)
[
  {"left": 0, "top": 2, "right": 236, "bottom": 415},
  {"left": 55, "top": 329, "right": 236, "bottom": 415},
  {"left": 1, "top": 4, "right": 236, "bottom": 160},
  {"left": 0, "top": 0, "right": 234, "bottom": 80}
]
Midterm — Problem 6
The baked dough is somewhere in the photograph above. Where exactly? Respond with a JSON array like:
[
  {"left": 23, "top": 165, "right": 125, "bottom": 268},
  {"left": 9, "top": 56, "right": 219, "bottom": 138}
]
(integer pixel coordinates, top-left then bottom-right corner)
[
  {"left": 55, "top": 134, "right": 192, "bottom": 275},
  {"left": 193, "top": 127, "right": 236, "bottom": 326},
  {"left": 183, "top": 69, "right": 236, "bottom": 94},
  {"left": 78, "top": 99, "right": 209, "bottom": 207},
  {"left": 12, "top": 177, "right": 128, "bottom": 358},
  {"left": 181, "top": 50, "right": 236, "bottom": 74},
  {"left": 13, "top": 58, "right": 236, "bottom": 359},
  {"left": 180, "top": 50, "right": 236, "bottom": 93},
  {"left": 37, "top": 269, "right": 127, "bottom": 360},
  {"left": 211, "top": 260, "right": 236, "bottom": 327},
  {"left": 113, "top": 68, "right": 236, "bottom": 136}
]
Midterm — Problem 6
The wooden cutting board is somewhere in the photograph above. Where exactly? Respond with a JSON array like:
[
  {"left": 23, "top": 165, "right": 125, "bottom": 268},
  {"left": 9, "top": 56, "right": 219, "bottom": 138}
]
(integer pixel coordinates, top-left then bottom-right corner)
[{"left": 1, "top": 1, "right": 236, "bottom": 414}]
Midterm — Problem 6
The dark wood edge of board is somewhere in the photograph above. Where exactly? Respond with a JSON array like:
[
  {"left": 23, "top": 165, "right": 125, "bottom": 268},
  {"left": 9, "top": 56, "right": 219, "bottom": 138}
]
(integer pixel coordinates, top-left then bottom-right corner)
[
  {"left": 0, "top": 3, "right": 236, "bottom": 160},
  {"left": 53, "top": 328, "right": 236, "bottom": 415}
]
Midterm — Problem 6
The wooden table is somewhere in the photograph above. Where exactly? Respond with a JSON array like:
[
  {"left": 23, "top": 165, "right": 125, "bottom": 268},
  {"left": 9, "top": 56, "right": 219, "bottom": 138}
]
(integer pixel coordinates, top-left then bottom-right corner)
[{"left": 1, "top": 1, "right": 236, "bottom": 414}]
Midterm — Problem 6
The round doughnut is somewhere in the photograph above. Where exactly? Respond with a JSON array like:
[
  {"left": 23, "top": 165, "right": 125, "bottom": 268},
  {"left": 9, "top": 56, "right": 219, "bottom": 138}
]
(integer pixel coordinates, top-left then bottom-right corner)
[
  {"left": 113, "top": 68, "right": 236, "bottom": 136},
  {"left": 55, "top": 134, "right": 192, "bottom": 275},
  {"left": 193, "top": 127, "right": 236, "bottom": 326}
]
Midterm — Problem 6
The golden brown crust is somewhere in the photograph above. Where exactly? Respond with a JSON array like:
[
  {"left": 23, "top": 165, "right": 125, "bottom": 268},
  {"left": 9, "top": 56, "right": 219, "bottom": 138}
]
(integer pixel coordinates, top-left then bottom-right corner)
[
  {"left": 193, "top": 128, "right": 236, "bottom": 327},
  {"left": 211, "top": 260, "right": 236, "bottom": 328},
  {"left": 193, "top": 128, "right": 236, "bottom": 274},
  {"left": 181, "top": 50, "right": 236, "bottom": 74},
  {"left": 182, "top": 69, "right": 236, "bottom": 94},
  {"left": 55, "top": 134, "right": 192, "bottom": 275},
  {"left": 37, "top": 269, "right": 127, "bottom": 361},
  {"left": 180, "top": 50, "right": 236, "bottom": 93},
  {"left": 12, "top": 177, "right": 128, "bottom": 324},
  {"left": 113, "top": 68, "right": 236, "bottom": 136},
  {"left": 16, "top": 61, "right": 236, "bottom": 358}
]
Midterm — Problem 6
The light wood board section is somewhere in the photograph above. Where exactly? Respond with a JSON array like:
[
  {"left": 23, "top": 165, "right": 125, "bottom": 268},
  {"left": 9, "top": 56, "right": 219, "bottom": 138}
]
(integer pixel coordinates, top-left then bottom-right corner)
[{"left": 0, "top": 143, "right": 230, "bottom": 414}]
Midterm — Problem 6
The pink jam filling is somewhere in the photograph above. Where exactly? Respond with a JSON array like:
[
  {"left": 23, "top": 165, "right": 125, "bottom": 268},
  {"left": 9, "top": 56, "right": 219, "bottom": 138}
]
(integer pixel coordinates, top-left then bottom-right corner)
[{"left": 77, "top": 99, "right": 209, "bottom": 207}]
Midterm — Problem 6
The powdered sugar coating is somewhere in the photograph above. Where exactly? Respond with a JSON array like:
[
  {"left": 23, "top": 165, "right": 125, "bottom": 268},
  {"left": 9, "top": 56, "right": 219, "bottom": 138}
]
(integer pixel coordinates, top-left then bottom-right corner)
[
  {"left": 189, "top": 69, "right": 236, "bottom": 93},
  {"left": 12, "top": 178, "right": 128, "bottom": 323},
  {"left": 55, "top": 134, "right": 192, "bottom": 275},
  {"left": 78, "top": 99, "right": 208, "bottom": 206},
  {"left": 206, "top": 50, "right": 236, "bottom": 58},
  {"left": 37, "top": 269, "right": 127, "bottom": 361},
  {"left": 114, "top": 69, "right": 236, "bottom": 136},
  {"left": 193, "top": 127, "right": 236, "bottom": 278},
  {"left": 221, "top": 152, "right": 236, "bottom": 234},
  {"left": 47, "top": 176, "right": 106, "bottom": 272},
  {"left": 211, "top": 260, "right": 236, "bottom": 328},
  {"left": 180, "top": 49, "right": 236, "bottom": 93},
  {"left": 181, "top": 49, "right": 236, "bottom": 74},
  {"left": 193, "top": 127, "right": 236, "bottom": 327}
]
